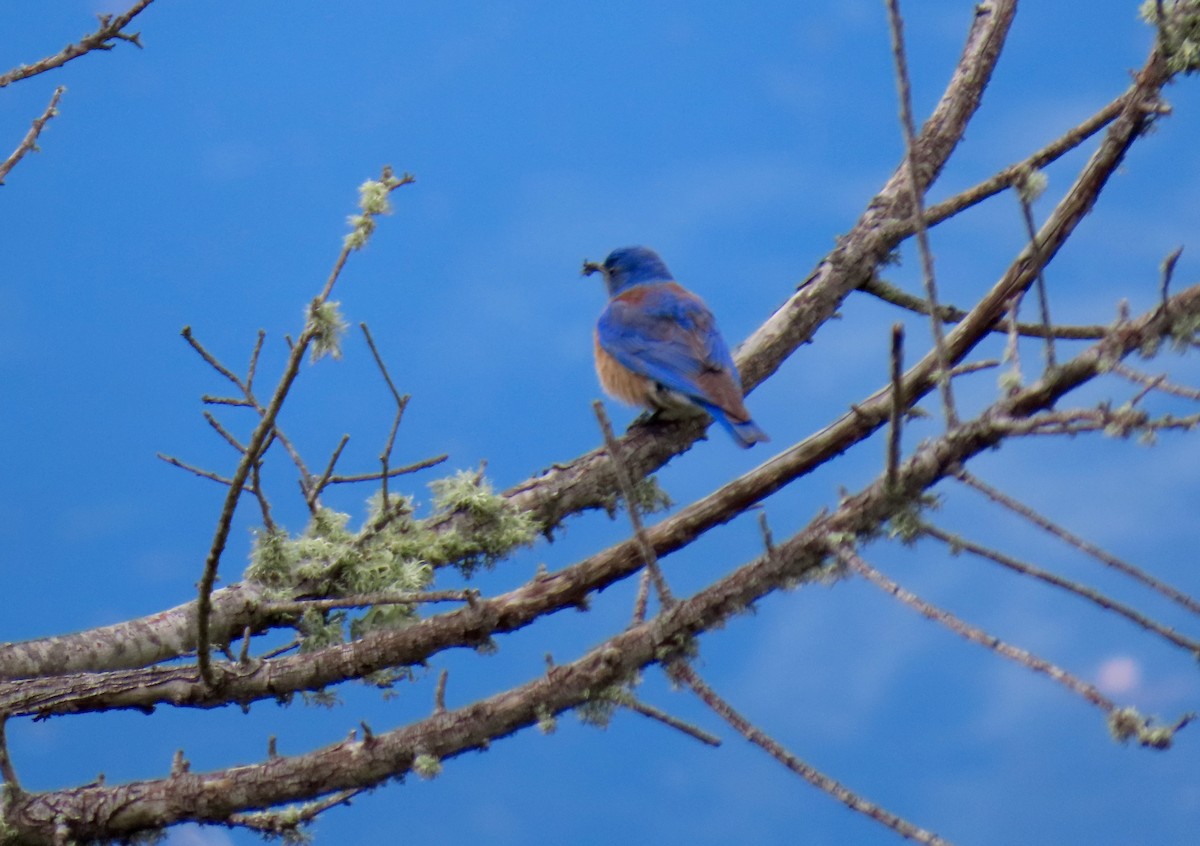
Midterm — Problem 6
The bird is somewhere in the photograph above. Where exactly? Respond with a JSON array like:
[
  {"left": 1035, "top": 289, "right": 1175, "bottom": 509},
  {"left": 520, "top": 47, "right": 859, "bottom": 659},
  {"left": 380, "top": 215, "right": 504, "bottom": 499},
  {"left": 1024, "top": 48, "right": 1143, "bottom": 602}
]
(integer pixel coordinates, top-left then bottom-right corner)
[{"left": 583, "top": 245, "right": 768, "bottom": 448}]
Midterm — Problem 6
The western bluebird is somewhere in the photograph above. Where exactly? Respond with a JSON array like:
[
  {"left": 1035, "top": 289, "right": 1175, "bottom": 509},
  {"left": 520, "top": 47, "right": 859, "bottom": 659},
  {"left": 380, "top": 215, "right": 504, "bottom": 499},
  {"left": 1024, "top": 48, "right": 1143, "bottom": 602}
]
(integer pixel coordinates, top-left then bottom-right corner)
[{"left": 583, "top": 246, "right": 768, "bottom": 448}]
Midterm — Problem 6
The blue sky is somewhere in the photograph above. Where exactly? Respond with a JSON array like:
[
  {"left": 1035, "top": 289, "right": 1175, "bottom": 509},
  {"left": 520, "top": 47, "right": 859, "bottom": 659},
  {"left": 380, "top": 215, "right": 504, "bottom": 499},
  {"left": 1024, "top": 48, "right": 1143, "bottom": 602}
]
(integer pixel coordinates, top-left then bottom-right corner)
[{"left": 2, "top": 2, "right": 1199, "bottom": 844}]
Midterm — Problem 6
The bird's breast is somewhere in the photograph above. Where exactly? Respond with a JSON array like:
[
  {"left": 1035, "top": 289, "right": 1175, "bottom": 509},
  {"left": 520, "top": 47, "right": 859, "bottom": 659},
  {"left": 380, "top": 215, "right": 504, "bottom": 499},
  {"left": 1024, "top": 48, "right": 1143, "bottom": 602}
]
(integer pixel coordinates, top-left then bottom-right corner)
[{"left": 594, "top": 334, "right": 654, "bottom": 407}]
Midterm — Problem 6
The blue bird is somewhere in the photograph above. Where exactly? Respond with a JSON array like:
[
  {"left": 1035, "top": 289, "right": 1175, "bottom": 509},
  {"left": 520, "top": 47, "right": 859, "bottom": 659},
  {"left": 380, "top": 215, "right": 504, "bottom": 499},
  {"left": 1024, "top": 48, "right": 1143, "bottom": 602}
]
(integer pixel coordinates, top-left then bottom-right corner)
[{"left": 584, "top": 246, "right": 768, "bottom": 448}]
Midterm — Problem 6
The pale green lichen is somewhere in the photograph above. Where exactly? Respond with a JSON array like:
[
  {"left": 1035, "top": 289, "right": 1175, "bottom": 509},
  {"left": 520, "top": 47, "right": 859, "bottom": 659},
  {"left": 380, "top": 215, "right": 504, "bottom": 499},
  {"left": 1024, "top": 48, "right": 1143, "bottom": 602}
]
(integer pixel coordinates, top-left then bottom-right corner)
[
  {"left": 424, "top": 471, "right": 541, "bottom": 576},
  {"left": 1107, "top": 705, "right": 1144, "bottom": 742},
  {"left": 630, "top": 476, "right": 673, "bottom": 515},
  {"left": 576, "top": 687, "right": 623, "bottom": 729},
  {"left": 342, "top": 177, "right": 396, "bottom": 251},
  {"left": 1107, "top": 705, "right": 1184, "bottom": 749},
  {"left": 357, "top": 179, "right": 393, "bottom": 216},
  {"left": 1014, "top": 165, "right": 1048, "bottom": 204},
  {"left": 887, "top": 493, "right": 940, "bottom": 545},
  {"left": 1141, "top": 0, "right": 1200, "bottom": 74},
  {"left": 245, "top": 472, "right": 538, "bottom": 656},
  {"left": 413, "top": 753, "right": 442, "bottom": 779},
  {"left": 307, "top": 300, "right": 348, "bottom": 362},
  {"left": 597, "top": 474, "right": 672, "bottom": 520},
  {"left": 1169, "top": 310, "right": 1200, "bottom": 351},
  {"left": 536, "top": 705, "right": 558, "bottom": 735},
  {"left": 997, "top": 368, "right": 1023, "bottom": 393}
]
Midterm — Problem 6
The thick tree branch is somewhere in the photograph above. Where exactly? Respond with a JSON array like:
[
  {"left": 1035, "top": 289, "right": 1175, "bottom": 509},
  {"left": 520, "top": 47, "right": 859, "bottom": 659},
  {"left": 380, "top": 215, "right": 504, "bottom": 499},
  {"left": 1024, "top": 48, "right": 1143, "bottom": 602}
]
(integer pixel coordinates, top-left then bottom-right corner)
[
  {"left": 0, "top": 584, "right": 269, "bottom": 681},
  {"left": 0, "top": 67, "right": 1176, "bottom": 684},
  {"left": 10, "top": 281, "right": 1197, "bottom": 840},
  {"left": 6, "top": 284, "right": 1198, "bottom": 722}
]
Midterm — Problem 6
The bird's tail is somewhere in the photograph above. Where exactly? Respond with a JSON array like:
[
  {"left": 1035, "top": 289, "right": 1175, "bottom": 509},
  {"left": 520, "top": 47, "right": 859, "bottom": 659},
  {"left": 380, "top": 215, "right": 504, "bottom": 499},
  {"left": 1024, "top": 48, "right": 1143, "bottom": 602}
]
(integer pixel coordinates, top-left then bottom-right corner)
[{"left": 707, "top": 406, "right": 769, "bottom": 449}]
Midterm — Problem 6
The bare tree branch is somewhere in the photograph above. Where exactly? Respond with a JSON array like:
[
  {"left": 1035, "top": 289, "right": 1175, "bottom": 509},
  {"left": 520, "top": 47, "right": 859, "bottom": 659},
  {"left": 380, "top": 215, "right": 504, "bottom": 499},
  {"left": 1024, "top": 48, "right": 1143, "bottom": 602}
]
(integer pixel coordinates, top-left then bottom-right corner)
[
  {"left": 954, "top": 470, "right": 1200, "bottom": 617},
  {"left": 886, "top": 323, "right": 905, "bottom": 490},
  {"left": 921, "top": 523, "right": 1200, "bottom": 656},
  {"left": 886, "top": 0, "right": 958, "bottom": 426},
  {"left": 1013, "top": 167, "right": 1057, "bottom": 369},
  {"left": 673, "top": 662, "right": 952, "bottom": 846},
  {"left": 155, "top": 453, "right": 242, "bottom": 489},
  {"left": 592, "top": 401, "right": 674, "bottom": 621},
  {"left": 837, "top": 546, "right": 1116, "bottom": 713},
  {"left": 859, "top": 276, "right": 1108, "bottom": 340},
  {"left": 1113, "top": 361, "right": 1200, "bottom": 403},
  {"left": 0, "top": 86, "right": 65, "bottom": 185},
  {"left": 8, "top": 283, "right": 1198, "bottom": 722},
  {"left": 0, "top": 0, "right": 156, "bottom": 89},
  {"left": 359, "top": 322, "right": 412, "bottom": 510},
  {"left": 193, "top": 169, "right": 414, "bottom": 686}
]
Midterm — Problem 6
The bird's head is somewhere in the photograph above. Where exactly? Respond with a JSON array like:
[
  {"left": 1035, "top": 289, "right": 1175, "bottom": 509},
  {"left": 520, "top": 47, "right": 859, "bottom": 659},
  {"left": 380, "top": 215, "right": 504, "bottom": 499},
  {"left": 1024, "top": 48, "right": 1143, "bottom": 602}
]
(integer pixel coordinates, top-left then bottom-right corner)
[{"left": 582, "top": 246, "right": 673, "bottom": 296}]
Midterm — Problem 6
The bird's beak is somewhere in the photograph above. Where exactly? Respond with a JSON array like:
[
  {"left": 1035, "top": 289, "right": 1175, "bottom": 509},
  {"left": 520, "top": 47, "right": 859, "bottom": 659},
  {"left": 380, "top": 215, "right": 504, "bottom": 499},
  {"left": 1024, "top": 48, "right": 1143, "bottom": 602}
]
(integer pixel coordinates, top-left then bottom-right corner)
[{"left": 581, "top": 259, "right": 605, "bottom": 278}]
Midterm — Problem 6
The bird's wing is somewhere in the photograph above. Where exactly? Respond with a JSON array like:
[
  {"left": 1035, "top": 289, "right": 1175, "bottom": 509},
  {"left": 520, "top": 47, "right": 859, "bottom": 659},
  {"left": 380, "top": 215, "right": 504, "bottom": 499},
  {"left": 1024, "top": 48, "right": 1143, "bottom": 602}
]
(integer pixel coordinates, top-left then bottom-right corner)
[{"left": 597, "top": 283, "right": 749, "bottom": 417}]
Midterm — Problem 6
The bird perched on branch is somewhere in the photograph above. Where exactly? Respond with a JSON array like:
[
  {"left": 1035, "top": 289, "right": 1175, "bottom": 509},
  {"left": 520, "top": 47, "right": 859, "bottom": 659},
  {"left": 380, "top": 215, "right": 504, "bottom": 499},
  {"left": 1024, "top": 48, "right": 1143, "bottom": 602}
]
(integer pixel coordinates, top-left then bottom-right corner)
[{"left": 583, "top": 245, "right": 768, "bottom": 448}]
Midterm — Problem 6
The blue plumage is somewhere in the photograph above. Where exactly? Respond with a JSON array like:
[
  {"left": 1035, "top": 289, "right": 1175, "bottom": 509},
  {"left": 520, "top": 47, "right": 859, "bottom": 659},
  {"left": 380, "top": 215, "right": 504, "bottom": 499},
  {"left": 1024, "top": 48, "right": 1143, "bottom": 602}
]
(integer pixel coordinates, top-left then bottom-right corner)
[{"left": 587, "top": 246, "right": 768, "bottom": 448}]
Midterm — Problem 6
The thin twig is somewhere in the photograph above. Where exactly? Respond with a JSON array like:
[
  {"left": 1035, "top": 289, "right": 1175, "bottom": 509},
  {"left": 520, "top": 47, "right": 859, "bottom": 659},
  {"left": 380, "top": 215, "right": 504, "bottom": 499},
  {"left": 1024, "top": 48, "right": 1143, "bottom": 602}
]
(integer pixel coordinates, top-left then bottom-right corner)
[
  {"left": 758, "top": 512, "right": 776, "bottom": 558},
  {"left": 1113, "top": 362, "right": 1200, "bottom": 402},
  {"left": 195, "top": 168, "right": 410, "bottom": 686},
  {"left": 245, "top": 329, "right": 267, "bottom": 394},
  {"left": 886, "top": 323, "right": 905, "bottom": 491},
  {"left": 837, "top": 546, "right": 1116, "bottom": 713},
  {"left": 181, "top": 327, "right": 246, "bottom": 390},
  {"left": 187, "top": 325, "right": 311, "bottom": 492},
  {"left": 307, "top": 434, "right": 351, "bottom": 507},
  {"left": 616, "top": 692, "right": 722, "bottom": 747},
  {"left": 360, "top": 323, "right": 412, "bottom": 510},
  {"left": 156, "top": 453, "right": 242, "bottom": 489},
  {"left": 922, "top": 523, "right": 1200, "bottom": 656},
  {"left": 268, "top": 427, "right": 314, "bottom": 502},
  {"left": 592, "top": 401, "right": 675, "bottom": 621},
  {"left": 325, "top": 454, "right": 449, "bottom": 485},
  {"left": 955, "top": 470, "right": 1200, "bottom": 617},
  {"left": 630, "top": 568, "right": 654, "bottom": 626},
  {"left": 251, "top": 456, "right": 275, "bottom": 533},
  {"left": 949, "top": 359, "right": 1000, "bottom": 377},
  {"left": 885, "top": 0, "right": 958, "bottom": 428},
  {"left": 0, "top": 0, "right": 155, "bottom": 89},
  {"left": 920, "top": 95, "right": 1128, "bottom": 235},
  {"left": 434, "top": 669, "right": 449, "bottom": 713},
  {"left": 1002, "top": 296, "right": 1023, "bottom": 392},
  {"left": 0, "top": 86, "right": 65, "bottom": 185},
  {"left": 237, "top": 627, "right": 252, "bottom": 666},
  {"left": 201, "top": 395, "right": 254, "bottom": 408},
  {"left": 0, "top": 716, "right": 22, "bottom": 793},
  {"left": 1014, "top": 169, "right": 1057, "bottom": 369},
  {"left": 1128, "top": 374, "right": 1167, "bottom": 408},
  {"left": 257, "top": 639, "right": 302, "bottom": 661},
  {"left": 1160, "top": 246, "right": 1184, "bottom": 313},
  {"left": 859, "top": 277, "right": 1107, "bottom": 340},
  {"left": 672, "top": 662, "right": 951, "bottom": 845},
  {"left": 1002, "top": 407, "right": 1200, "bottom": 438},
  {"left": 316, "top": 171, "right": 413, "bottom": 304},
  {"left": 230, "top": 789, "right": 363, "bottom": 837},
  {"left": 358, "top": 323, "right": 405, "bottom": 406},
  {"left": 203, "top": 411, "right": 246, "bottom": 453}
]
